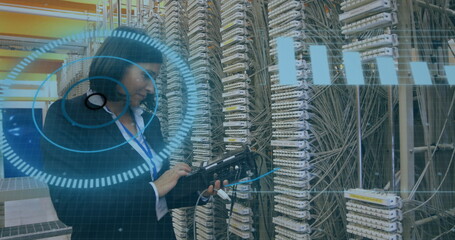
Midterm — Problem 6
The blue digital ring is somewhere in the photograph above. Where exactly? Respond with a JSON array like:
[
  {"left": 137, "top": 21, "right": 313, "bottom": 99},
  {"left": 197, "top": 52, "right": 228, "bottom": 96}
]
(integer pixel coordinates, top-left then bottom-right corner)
[
  {"left": 61, "top": 76, "right": 130, "bottom": 129},
  {"left": 1, "top": 29, "right": 199, "bottom": 188},
  {"left": 32, "top": 55, "right": 159, "bottom": 153}
]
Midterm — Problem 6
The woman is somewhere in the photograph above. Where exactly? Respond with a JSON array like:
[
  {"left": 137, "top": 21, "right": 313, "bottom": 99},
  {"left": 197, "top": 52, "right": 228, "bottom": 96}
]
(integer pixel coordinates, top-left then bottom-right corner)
[{"left": 42, "top": 26, "right": 225, "bottom": 239}]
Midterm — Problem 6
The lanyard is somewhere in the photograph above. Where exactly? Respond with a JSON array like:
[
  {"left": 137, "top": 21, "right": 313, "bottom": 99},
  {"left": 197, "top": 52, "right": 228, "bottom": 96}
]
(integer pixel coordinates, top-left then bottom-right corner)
[{"left": 119, "top": 120, "right": 158, "bottom": 180}]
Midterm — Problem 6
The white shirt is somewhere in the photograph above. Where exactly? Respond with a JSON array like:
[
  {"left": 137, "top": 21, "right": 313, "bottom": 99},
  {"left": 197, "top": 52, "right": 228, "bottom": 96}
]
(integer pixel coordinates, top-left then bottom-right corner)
[{"left": 87, "top": 90, "right": 168, "bottom": 220}]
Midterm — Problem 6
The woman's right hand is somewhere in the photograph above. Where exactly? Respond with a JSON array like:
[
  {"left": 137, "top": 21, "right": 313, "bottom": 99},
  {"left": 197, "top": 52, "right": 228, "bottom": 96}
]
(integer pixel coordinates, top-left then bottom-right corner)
[{"left": 154, "top": 163, "right": 191, "bottom": 197}]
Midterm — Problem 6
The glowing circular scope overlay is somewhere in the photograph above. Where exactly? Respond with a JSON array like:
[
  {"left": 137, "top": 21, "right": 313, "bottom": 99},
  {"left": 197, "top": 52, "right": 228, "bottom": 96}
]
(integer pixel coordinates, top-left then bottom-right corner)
[{"left": 0, "top": 30, "right": 199, "bottom": 188}]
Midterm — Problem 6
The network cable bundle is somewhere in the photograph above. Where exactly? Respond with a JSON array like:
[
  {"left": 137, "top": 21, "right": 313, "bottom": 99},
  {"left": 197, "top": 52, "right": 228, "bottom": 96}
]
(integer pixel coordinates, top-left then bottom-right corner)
[
  {"left": 186, "top": 1, "right": 225, "bottom": 239},
  {"left": 339, "top": 0, "right": 399, "bottom": 62},
  {"left": 220, "top": 0, "right": 257, "bottom": 238},
  {"left": 267, "top": 1, "right": 313, "bottom": 239},
  {"left": 162, "top": 1, "right": 194, "bottom": 239},
  {"left": 145, "top": 5, "right": 169, "bottom": 140},
  {"left": 345, "top": 189, "right": 403, "bottom": 240}
]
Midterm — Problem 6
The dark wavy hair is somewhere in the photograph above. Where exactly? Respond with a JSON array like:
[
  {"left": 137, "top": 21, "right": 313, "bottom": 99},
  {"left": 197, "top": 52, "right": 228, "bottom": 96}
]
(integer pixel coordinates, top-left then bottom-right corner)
[{"left": 89, "top": 26, "right": 163, "bottom": 108}]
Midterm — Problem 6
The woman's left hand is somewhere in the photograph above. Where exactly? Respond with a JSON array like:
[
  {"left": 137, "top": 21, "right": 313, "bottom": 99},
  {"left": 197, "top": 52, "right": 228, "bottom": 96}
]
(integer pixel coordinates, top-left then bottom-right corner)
[{"left": 203, "top": 180, "right": 229, "bottom": 197}]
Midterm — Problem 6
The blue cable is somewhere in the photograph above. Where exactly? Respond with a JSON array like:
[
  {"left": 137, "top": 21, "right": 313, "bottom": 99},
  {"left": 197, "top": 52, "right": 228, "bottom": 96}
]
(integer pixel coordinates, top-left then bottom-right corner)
[{"left": 225, "top": 168, "right": 281, "bottom": 187}]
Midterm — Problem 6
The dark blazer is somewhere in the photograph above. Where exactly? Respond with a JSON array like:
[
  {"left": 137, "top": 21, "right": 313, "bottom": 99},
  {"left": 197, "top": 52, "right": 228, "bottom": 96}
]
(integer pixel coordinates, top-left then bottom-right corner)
[{"left": 41, "top": 95, "right": 198, "bottom": 240}]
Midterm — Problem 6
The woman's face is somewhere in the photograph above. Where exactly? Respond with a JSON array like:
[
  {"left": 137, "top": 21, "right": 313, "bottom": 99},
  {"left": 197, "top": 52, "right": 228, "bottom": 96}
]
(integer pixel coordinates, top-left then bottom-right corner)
[{"left": 118, "top": 62, "right": 161, "bottom": 107}]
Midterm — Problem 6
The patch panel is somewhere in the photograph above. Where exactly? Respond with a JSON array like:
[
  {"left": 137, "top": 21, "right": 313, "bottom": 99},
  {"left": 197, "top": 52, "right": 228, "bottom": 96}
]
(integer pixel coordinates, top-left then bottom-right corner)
[
  {"left": 172, "top": 213, "right": 189, "bottom": 222},
  {"left": 222, "top": 89, "right": 248, "bottom": 98},
  {"left": 190, "top": 46, "right": 208, "bottom": 57},
  {"left": 272, "top": 111, "right": 310, "bottom": 120},
  {"left": 197, "top": 206, "right": 214, "bottom": 215},
  {"left": 222, "top": 26, "right": 247, "bottom": 40},
  {"left": 269, "top": 21, "right": 305, "bottom": 37},
  {"left": 226, "top": 203, "right": 251, "bottom": 215},
  {"left": 172, "top": 223, "right": 189, "bottom": 233},
  {"left": 171, "top": 155, "right": 185, "bottom": 161},
  {"left": 271, "top": 91, "right": 310, "bottom": 101},
  {"left": 269, "top": 30, "right": 307, "bottom": 46},
  {"left": 193, "top": 149, "right": 212, "bottom": 156},
  {"left": 268, "top": 0, "right": 291, "bottom": 9},
  {"left": 346, "top": 201, "right": 403, "bottom": 220},
  {"left": 221, "top": 4, "right": 247, "bottom": 19},
  {"left": 196, "top": 83, "right": 209, "bottom": 90},
  {"left": 275, "top": 226, "right": 311, "bottom": 240},
  {"left": 223, "top": 121, "right": 251, "bottom": 128},
  {"left": 268, "top": 1, "right": 302, "bottom": 19},
  {"left": 222, "top": 44, "right": 248, "bottom": 57},
  {"left": 222, "top": 0, "right": 247, "bottom": 10},
  {"left": 222, "top": 12, "right": 246, "bottom": 27},
  {"left": 347, "top": 224, "right": 402, "bottom": 240},
  {"left": 275, "top": 204, "right": 311, "bottom": 220},
  {"left": 273, "top": 216, "right": 310, "bottom": 233},
  {"left": 226, "top": 145, "right": 244, "bottom": 151},
  {"left": 189, "top": 40, "right": 208, "bottom": 51},
  {"left": 220, "top": 19, "right": 246, "bottom": 32},
  {"left": 341, "top": 0, "right": 377, "bottom": 11},
  {"left": 167, "top": 82, "right": 182, "bottom": 91},
  {"left": 196, "top": 224, "right": 214, "bottom": 235},
  {"left": 223, "top": 63, "right": 249, "bottom": 73},
  {"left": 222, "top": 53, "right": 248, "bottom": 65},
  {"left": 189, "top": 32, "right": 207, "bottom": 43},
  {"left": 189, "top": 26, "right": 207, "bottom": 37},
  {"left": 193, "top": 103, "right": 210, "bottom": 111},
  {"left": 271, "top": 140, "right": 309, "bottom": 149},
  {"left": 230, "top": 213, "right": 253, "bottom": 223},
  {"left": 271, "top": 101, "right": 309, "bottom": 111},
  {"left": 274, "top": 176, "right": 311, "bottom": 189},
  {"left": 166, "top": 91, "right": 182, "bottom": 99},
  {"left": 224, "top": 82, "right": 248, "bottom": 92},
  {"left": 191, "top": 136, "right": 210, "bottom": 142},
  {"left": 225, "top": 113, "right": 249, "bottom": 120},
  {"left": 165, "top": 27, "right": 182, "bottom": 39},
  {"left": 269, "top": 60, "right": 307, "bottom": 73},
  {"left": 361, "top": 46, "right": 398, "bottom": 62},
  {"left": 222, "top": 73, "right": 248, "bottom": 83},
  {"left": 272, "top": 121, "right": 311, "bottom": 130},
  {"left": 193, "top": 143, "right": 211, "bottom": 149},
  {"left": 343, "top": 34, "right": 398, "bottom": 52},
  {"left": 225, "top": 129, "right": 250, "bottom": 136},
  {"left": 194, "top": 156, "right": 212, "bottom": 162},
  {"left": 269, "top": 11, "right": 303, "bottom": 28},
  {"left": 227, "top": 226, "right": 252, "bottom": 239},
  {"left": 339, "top": 0, "right": 396, "bottom": 23},
  {"left": 196, "top": 218, "right": 214, "bottom": 228},
  {"left": 195, "top": 227, "right": 214, "bottom": 240},
  {"left": 224, "top": 98, "right": 249, "bottom": 107},
  {"left": 192, "top": 66, "right": 209, "bottom": 76},
  {"left": 227, "top": 190, "right": 251, "bottom": 199},
  {"left": 223, "top": 105, "right": 248, "bottom": 112},
  {"left": 272, "top": 131, "right": 310, "bottom": 139},
  {"left": 221, "top": 36, "right": 246, "bottom": 48},
  {"left": 193, "top": 124, "right": 211, "bottom": 129},
  {"left": 270, "top": 80, "right": 310, "bottom": 91},
  {"left": 274, "top": 168, "right": 310, "bottom": 178},
  {"left": 188, "top": 0, "right": 206, "bottom": 11},
  {"left": 196, "top": 222, "right": 214, "bottom": 232},
  {"left": 224, "top": 137, "right": 249, "bottom": 144},
  {"left": 189, "top": 12, "right": 206, "bottom": 23},
  {"left": 227, "top": 218, "right": 251, "bottom": 231},
  {"left": 273, "top": 158, "right": 311, "bottom": 169},
  {"left": 342, "top": 12, "right": 397, "bottom": 35},
  {"left": 345, "top": 189, "right": 402, "bottom": 207},
  {"left": 192, "top": 130, "right": 211, "bottom": 136},
  {"left": 347, "top": 213, "right": 402, "bottom": 232},
  {"left": 189, "top": 20, "right": 207, "bottom": 34},
  {"left": 275, "top": 185, "right": 311, "bottom": 198},
  {"left": 274, "top": 195, "right": 310, "bottom": 210},
  {"left": 164, "top": 16, "right": 180, "bottom": 30}
]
